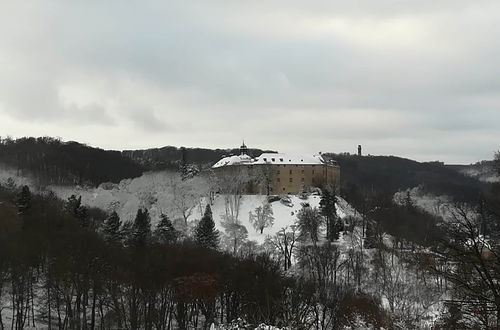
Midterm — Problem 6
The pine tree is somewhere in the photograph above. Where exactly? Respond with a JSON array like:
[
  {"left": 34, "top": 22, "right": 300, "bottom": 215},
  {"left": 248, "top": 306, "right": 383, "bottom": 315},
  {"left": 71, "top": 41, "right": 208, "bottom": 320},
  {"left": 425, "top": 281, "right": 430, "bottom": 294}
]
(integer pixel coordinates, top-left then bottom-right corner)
[
  {"left": 132, "top": 208, "right": 151, "bottom": 248},
  {"left": 65, "top": 194, "right": 81, "bottom": 215},
  {"left": 16, "top": 185, "right": 31, "bottom": 214},
  {"left": 102, "top": 211, "right": 122, "bottom": 245},
  {"left": 65, "top": 195, "right": 89, "bottom": 227},
  {"left": 194, "top": 204, "right": 219, "bottom": 249},
  {"left": 320, "top": 189, "right": 340, "bottom": 241},
  {"left": 121, "top": 221, "right": 134, "bottom": 247},
  {"left": 155, "top": 213, "right": 177, "bottom": 244}
]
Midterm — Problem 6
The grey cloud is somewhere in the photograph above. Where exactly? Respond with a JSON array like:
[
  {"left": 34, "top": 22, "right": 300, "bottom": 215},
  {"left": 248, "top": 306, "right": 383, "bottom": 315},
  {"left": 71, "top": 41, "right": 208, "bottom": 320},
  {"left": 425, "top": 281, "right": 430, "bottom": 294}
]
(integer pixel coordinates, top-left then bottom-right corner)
[{"left": 0, "top": 0, "right": 500, "bottom": 163}]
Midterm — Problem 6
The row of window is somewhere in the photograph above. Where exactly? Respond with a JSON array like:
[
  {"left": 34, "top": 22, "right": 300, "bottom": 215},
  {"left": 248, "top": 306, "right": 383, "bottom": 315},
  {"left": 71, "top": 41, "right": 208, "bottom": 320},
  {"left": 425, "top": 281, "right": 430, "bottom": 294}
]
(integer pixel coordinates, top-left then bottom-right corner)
[
  {"left": 277, "top": 169, "right": 314, "bottom": 175},
  {"left": 277, "top": 177, "right": 305, "bottom": 183},
  {"left": 262, "top": 158, "right": 308, "bottom": 163}
]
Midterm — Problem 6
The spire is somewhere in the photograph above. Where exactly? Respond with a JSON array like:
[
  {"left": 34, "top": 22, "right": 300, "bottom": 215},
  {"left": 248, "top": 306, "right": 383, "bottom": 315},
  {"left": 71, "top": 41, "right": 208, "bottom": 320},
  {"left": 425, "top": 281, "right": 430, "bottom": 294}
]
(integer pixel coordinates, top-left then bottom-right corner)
[{"left": 240, "top": 140, "right": 248, "bottom": 155}]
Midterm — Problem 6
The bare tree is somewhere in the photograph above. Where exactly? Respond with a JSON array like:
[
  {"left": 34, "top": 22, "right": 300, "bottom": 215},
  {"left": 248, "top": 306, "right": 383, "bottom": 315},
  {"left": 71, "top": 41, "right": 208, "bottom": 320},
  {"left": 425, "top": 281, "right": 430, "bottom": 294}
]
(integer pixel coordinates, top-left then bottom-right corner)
[
  {"left": 249, "top": 202, "right": 275, "bottom": 234},
  {"left": 216, "top": 167, "right": 250, "bottom": 222},
  {"left": 170, "top": 175, "right": 199, "bottom": 227},
  {"left": 433, "top": 202, "right": 500, "bottom": 328},
  {"left": 256, "top": 165, "right": 274, "bottom": 195},
  {"left": 220, "top": 216, "right": 248, "bottom": 255},
  {"left": 268, "top": 226, "right": 298, "bottom": 271}
]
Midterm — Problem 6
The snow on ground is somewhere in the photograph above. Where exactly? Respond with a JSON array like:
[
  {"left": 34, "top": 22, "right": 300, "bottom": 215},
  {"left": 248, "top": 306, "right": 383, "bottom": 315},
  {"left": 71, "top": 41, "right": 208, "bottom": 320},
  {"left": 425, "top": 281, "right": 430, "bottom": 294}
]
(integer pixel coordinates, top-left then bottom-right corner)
[
  {"left": 460, "top": 165, "right": 499, "bottom": 183},
  {"left": 394, "top": 187, "right": 455, "bottom": 220},
  {"left": 0, "top": 163, "right": 34, "bottom": 188},
  {"left": 194, "top": 194, "right": 356, "bottom": 245},
  {"left": 49, "top": 171, "right": 212, "bottom": 225},
  {"left": 0, "top": 164, "right": 354, "bottom": 242}
]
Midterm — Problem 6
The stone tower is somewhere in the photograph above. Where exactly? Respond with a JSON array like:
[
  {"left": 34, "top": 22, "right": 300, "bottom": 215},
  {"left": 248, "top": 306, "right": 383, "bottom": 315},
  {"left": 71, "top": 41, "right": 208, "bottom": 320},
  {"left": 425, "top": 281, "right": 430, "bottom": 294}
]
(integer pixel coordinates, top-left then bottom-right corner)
[{"left": 240, "top": 141, "right": 248, "bottom": 155}]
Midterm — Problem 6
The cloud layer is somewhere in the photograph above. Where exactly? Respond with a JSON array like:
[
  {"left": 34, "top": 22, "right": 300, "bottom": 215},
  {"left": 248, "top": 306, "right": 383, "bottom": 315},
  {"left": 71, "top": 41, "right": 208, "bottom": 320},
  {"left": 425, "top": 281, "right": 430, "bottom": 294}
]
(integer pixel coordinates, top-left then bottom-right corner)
[{"left": 1, "top": 0, "right": 499, "bottom": 163}]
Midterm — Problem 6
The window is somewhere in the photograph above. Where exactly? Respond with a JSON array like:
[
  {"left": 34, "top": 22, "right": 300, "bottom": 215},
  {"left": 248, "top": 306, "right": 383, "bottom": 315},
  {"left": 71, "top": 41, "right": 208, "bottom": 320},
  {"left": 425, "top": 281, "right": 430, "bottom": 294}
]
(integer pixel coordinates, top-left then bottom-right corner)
[
  {"left": 280, "top": 158, "right": 283, "bottom": 162},
  {"left": 271, "top": 158, "right": 275, "bottom": 162},
  {"left": 289, "top": 178, "right": 293, "bottom": 183},
  {"left": 277, "top": 178, "right": 280, "bottom": 182},
  {"left": 277, "top": 170, "right": 280, "bottom": 174},
  {"left": 263, "top": 158, "right": 267, "bottom": 162},
  {"left": 283, "top": 187, "right": 286, "bottom": 191},
  {"left": 289, "top": 170, "right": 292, "bottom": 175},
  {"left": 301, "top": 170, "right": 304, "bottom": 174},
  {"left": 312, "top": 170, "right": 315, "bottom": 174},
  {"left": 301, "top": 178, "right": 304, "bottom": 182}
]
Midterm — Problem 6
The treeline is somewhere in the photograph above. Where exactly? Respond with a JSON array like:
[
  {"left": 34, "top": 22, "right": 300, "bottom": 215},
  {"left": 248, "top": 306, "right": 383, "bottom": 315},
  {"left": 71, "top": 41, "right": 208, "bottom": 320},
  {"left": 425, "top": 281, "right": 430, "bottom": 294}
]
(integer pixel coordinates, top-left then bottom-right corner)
[
  {"left": 0, "top": 137, "right": 144, "bottom": 186},
  {"left": 325, "top": 153, "right": 485, "bottom": 201},
  {"left": 122, "top": 146, "right": 275, "bottom": 171}
]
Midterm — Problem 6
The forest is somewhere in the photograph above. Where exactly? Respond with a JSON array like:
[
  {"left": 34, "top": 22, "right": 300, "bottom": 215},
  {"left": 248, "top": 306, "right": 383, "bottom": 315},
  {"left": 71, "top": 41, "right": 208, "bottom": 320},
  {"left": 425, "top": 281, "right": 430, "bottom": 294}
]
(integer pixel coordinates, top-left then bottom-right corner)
[
  {"left": 0, "top": 137, "right": 144, "bottom": 187},
  {"left": 0, "top": 144, "right": 499, "bottom": 329}
]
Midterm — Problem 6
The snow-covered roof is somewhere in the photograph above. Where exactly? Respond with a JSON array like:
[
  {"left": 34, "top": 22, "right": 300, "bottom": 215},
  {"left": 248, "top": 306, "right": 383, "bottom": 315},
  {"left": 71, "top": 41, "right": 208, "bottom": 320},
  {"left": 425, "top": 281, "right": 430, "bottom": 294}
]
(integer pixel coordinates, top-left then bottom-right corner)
[
  {"left": 254, "top": 153, "right": 325, "bottom": 165},
  {"left": 212, "top": 152, "right": 329, "bottom": 168},
  {"left": 212, "top": 154, "right": 253, "bottom": 168}
]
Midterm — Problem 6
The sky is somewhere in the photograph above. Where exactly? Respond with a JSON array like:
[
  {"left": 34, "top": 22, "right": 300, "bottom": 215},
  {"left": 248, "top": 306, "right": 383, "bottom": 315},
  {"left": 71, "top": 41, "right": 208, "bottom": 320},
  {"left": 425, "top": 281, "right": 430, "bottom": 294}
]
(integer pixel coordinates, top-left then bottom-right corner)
[{"left": 0, "top": 1, "right": 499, "bottom": 164}]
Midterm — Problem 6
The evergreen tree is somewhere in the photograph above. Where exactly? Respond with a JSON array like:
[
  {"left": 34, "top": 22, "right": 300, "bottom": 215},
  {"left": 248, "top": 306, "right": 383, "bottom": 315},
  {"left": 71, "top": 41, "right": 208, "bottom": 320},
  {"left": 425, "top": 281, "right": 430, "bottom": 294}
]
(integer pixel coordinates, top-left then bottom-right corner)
[
  {"left": 121, "top": 220, "right": 134, "bottom": 247},
  {"left": 65, "top": 194, "right": 81, "bottom": 215},
  {"left": 194, "top": 204, "right": 219, "bottom": 250},
  {"left": 320, "top": 189, "right": 340, "bottom": 241},
  {"left": 16, "top": 185, "right": 31, "bottom": 214},
  {"left": 102, "top": 211, "right": 122, "bottom": 245},
  {"left": 65, "top": 195, "right": 89, "bottom": 227},
  {"left": 132, "top": 208, "right": 151, "bottom": 248},
  {"left": 155, "top": 213, "right": 177, "bottom": 244}
]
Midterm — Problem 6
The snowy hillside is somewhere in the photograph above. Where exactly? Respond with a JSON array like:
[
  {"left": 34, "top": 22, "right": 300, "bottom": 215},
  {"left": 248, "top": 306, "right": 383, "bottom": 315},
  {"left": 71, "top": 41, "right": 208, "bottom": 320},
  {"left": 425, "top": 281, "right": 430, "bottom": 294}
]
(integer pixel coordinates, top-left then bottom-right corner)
[
  {"left": 192, "top": 194, "right": 355, "bottom": 244},
  {"left": 451, "top": 161, "right": 500, "bottom": 183}
]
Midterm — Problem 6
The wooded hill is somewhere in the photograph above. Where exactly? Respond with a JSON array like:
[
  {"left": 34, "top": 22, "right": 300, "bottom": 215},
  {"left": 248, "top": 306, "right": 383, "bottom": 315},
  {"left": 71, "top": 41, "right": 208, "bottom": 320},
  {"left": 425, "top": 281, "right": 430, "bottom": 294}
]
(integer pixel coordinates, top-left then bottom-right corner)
[
  {"left": 323, "top": 153, "right": 487, "bottom": 201},
  {"left": 122, "top": 146, "right": 276, "bottom": 171},
  {"left": 0, "top": 136, "right": 492, "bottom": 200},
  {"left": 0, "top": 137, "right": 274, "bottom": 187},
  {"left": 0, "top": 137, "right": 144, "bottom": 186}
]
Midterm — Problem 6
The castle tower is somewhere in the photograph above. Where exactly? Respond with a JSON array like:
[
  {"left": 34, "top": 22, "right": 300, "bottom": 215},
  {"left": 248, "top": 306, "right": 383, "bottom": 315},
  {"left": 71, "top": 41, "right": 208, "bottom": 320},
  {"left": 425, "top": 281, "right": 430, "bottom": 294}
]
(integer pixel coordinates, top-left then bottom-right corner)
[{"left": 240, "top": 141, "right": 248, "bottom": 155}]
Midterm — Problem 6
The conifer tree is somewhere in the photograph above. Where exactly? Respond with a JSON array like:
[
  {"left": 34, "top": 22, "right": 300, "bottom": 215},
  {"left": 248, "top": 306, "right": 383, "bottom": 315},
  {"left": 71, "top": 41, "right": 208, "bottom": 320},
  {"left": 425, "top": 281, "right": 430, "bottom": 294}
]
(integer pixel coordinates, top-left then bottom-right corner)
[
  {"left": 65, "top": 194, "right": 81, "bottom": 215},
  {"left": 155, "top": 213, "right": 177, "bottom": 244},
  {"left": 65, "top": 195, "right": 89, "bottom": 227},
  {"left": 194, "top": 204, "right": 219, "bottom": 249},
  {"left": 102, "top": 211, "right": 122, "bottom": 245},
  {"left": 320, "top": 189, "right": 340, "bottom": 241},
  {"left": 16, "top": 185, "right": 31, "bottom": 214},
  {"left": 132, "top": 208, "right": 151, "bottom": 248},
  {"left": 121, "top": 220, "right": 134, "bottom": 247}
]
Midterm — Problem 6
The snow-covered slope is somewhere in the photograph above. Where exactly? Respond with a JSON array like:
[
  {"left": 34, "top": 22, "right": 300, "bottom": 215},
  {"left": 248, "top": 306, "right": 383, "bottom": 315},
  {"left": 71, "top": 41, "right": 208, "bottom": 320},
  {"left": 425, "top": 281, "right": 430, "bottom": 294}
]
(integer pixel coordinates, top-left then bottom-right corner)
[
  {"left": 195, "top": 194, "right": 353, "bottom": 244},
  {"left": 457, "top": 163, "right": 499, "bottom": 183},
  {"left": 0, "top": 164, "right": 34, "bottom": 188}
]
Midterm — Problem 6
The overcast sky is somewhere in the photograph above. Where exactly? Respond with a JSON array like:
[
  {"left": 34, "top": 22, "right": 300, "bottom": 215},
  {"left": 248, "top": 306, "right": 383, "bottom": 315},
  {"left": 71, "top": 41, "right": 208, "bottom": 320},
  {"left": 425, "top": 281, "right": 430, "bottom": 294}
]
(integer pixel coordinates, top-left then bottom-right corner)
[{"left": 1, "top": 1, "right": 499, "bottom": 164}]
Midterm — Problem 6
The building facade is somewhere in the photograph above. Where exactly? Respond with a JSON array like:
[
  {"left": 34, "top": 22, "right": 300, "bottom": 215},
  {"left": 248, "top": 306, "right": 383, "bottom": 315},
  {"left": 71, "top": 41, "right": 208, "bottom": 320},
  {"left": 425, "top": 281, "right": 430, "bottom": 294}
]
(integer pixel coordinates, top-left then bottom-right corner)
[{"left": 212, "top": 144, "right": 340, "bottom": 195}]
